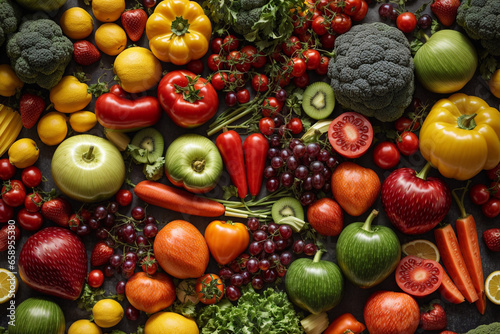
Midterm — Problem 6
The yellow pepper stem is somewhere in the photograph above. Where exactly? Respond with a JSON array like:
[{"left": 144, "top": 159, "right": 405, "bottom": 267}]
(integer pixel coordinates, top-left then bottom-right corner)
[
  {"left": 171, "top": 16, "right": 190, "bottom": 36},
  {"left": 457, "top": 113, "right": 477, "bottom": 130}
]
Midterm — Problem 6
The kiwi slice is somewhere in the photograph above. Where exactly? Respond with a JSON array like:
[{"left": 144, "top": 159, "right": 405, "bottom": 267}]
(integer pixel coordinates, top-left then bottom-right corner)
[
  {"left": 272, "top": 197, "right": 305, "bottom": 232},
  {"left": 302, "top": 82, "right": 335, "bottom": 120},
  {"left": 129, "top": 127, "right": 164, "bottom": 164}
]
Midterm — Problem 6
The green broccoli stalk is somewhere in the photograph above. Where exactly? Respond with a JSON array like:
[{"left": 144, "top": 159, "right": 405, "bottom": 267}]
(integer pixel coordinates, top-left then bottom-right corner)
[
  {"left": 327, "top": 22, "right": 415, "bottom": 122},
  {"left": 143, "top": 157, "right": 165, "bottom": 181},
  {"left": 6, "top": 15, "right": 73, "bottom": 90},
  {"left": 0, "top": 0, "right": 21, "bottom": 46},
  {"left": 457, "top": 0, "right": 500, "bottom": 56},
  {"left": 465, "top": 322, "right": 500, "bottom": 334}
]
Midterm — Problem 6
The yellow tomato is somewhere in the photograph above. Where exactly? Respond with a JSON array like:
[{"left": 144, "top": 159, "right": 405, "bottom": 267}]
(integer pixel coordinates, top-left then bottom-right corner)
[
  {"left": 37, "top": 112, "right": 68, "bottom": 146},
  {"left": 50, "top": 76, "right": 92, "bottom": 113},
  {"left": 69, "top": 111, "right": 97, "bottom": 132},
  {"left": 8, "top": 138, "right": 39, "bottom": 168},
  {"left": 113, "top": 47, "right": 162, "bottom": 93},
  {"left": 0, "top": 64, "right": 24, "bottom": 97}
]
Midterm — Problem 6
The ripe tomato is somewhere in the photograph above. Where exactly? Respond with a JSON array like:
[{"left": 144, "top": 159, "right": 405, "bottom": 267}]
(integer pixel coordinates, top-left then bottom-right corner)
[
  {"left": 395, "top": 256, "right": 444, "bottom": 297},
  {"left": 372, "top": 142, "right": 400, "bottom": 169},
  {"left": 0, "top": 199, "right": 15, "bottom": 223},
  {"left": 207, "top": 54, "right": 223, "bottom": 72},
  {"left": 1, "top": 180, "right": 26, "bottom": 207},
  {"left": 490, "top": 181, "right": 500, "bottom": 199},
  {"left": 302, "top": 49, "right": 321, "bottom": 70},
  {"left": 240, "top": 45, "right": 258, "bottom": 66},
  {"left": 196, "top": 273, "right": 225, "bottom": 304},
  {"left": 282, "top": 36, "right": 301, "bottom": 56},
  {"left": 204, "top": 220, "right": 250, "bottom": 265},
  {"left": 482, "top": 198, "right": 500, "bottom": 218},
  {"left": 126, "top": 272, "right": 177, "bottom": 313},
  {"left": 116, "top": 189, "right": 133, "bottom": 206},
  {"left": 88, "top": 269, "right": 105, "bottom": 288},
  {"left": 222, "top": 34, "right": 239, "bottom": 52},
  {"left": 262, "top": 97, "right": 283, "bottom": 117},
  {"left": 290, "top": 57, "right": 307, "bottom": 77},
  {"left": 470, "top": 184, "right": 490, "bottom": 205},
  {"left": 210, "top": 37, "right": 223, "bottom": 54},
  {"left": 0, "top": 158, "right": 16, "bottom": 180},
  {"left": 396, "top": 12, "right": 417, "bottom": 33},
  {"left": 320, "top": 33, "right": 336, "bottom": 50},
  {"left": 236, "top": 88, "right": 250, "bottom": 104},
  {"left": 211, "top": 72, "right": 228, "bottom": 91},
  {"left": 252, "top": 74, "right": 269, "bottom": 92},
  {"left": 259, "top": 117, "right": 275, "bottom": 136},
  {"left": 287, "top": 118, "right": 303, "bottom": 135},
  {"left": 331, "top": 13, "right": 352, "bottom": 34},
  {"left": 351, "top": 0, "right": 368, "bottom": 21},
  {"left": 292, "top": 14, "right": 309, "bottom": 35},
  {"left": 252, "top": 51, "right": 267, "bottom": 68},
  {"left": 328, "top": 112, "right": 373, "bottom": 159},
  {"left": 343, "top": 0, "right": 362, "bottom": 16},
  {"left": 293, "top": 72, "right": 310, "bottom": 88},
  {"left": 17, "top": 208, "right": 43, "bottom": 231},
  {"left": 396, "top": 131, "right": 419, "bottom": 156},
  {"left": 395, "top": 116, "right": 419, "bottom": 132},
  {"left": 316, "top": 56, "right": 330, "bottom": 75},
  {"left": 186, "top": 59, "right": 204, "bottom": 75},
  {"left": 21, "top": 166, "right": 42, "bottom": 188},
  {"left": 24, "top": 192, "right": 43, "bottom": 212},
  {"left": 141, "top": 255, "right": 158, "bottom": 275},
  {"left": 312, "top": 16, "right": 328, "bottom": 35}
]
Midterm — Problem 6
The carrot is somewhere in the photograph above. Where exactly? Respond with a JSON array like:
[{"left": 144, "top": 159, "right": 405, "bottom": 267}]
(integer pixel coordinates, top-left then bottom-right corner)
[
  {"left": 434, "top": 223, "right": 478, "bottom": 303},
  {"left": 438, "top": 269, "right": 465, "bottom": 304},
  {"left": 134, "top": 180, "right": 226, "bottom": 217},
  {"left": 453, "top": 186, "right": 487, "bottom": 314}
]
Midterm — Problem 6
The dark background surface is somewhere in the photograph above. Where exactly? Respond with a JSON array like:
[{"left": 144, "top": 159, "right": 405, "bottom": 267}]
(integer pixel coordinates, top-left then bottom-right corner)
[{"left": 1, "top": 0, "right": 500, "bottom": 333}]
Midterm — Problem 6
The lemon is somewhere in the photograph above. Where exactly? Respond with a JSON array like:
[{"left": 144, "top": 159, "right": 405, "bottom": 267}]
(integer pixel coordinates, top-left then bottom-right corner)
[
  {"left": 37, "top": 112, "right": 68, "bottom": 146},
  {"left": 401, "top": 239, "right": 440, "bottom": 262},
  {"left": 113, "top": 47, "right": 162, "bottom": 93},
  {"left": 60, "top": 7, "right": 94, "bottom": 40},
  {"left": 69, "top": 111, "right": 97, "bottom": 132},
  {"left": 145, "top": 312, "right": 199, "bottom": 334},
  {"left": 92, "top": 0, "right": 125, "bottom": 22},
  {"left": 0, "top": 269, "right": 18, "bottom": 304},
  {"left": 68, "top": 319, "right": 102, "bottom": 334},
  {"left": 8, "top": 138, "right": 39, "bottom": 168},
  {"left": 92, "top": 299, "right": 124, "bottom": 328},
  {"left": 485, "top": 270, "right": 500, "bottom": 305},
  {"left": 95, "top": 23, "right": 127, "bottom": 56}
]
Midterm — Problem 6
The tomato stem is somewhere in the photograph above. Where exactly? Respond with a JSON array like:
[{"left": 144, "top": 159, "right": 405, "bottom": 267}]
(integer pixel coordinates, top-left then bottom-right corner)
[
  {"left": 361, "top": 209, "right": 379, "bottom": 232},
  {"left": 416, "top": 161, "right": 433, "bottom": 180}
]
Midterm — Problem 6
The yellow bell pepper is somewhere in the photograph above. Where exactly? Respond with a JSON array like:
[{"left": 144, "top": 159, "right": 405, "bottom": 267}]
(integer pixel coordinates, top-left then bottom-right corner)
[
  {"left": 0, "top": 64, "right": 24, "bottom": 97},
  {"left": 145, "top": 0, "right": 211, "bottom": 65},
  {"left": 419, "top": 93, "right": 500, "bottom": 180},
  {"left": 49, "top": 75, "right": 92, "bottom": 113}
]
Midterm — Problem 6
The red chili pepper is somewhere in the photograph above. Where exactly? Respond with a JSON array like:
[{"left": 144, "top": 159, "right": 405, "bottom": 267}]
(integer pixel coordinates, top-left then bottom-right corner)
[
  {"left": 216, "top": 130, "right": 247, "bottom": 199},
  {"left": 243, "top": 133, "right": 269, "bottom": 197}
]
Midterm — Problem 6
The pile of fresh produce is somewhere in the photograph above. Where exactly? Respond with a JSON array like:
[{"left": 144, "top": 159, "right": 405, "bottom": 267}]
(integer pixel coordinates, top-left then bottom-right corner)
[{"left": 1, "top": 0, "right": 500, "bottom": 333}]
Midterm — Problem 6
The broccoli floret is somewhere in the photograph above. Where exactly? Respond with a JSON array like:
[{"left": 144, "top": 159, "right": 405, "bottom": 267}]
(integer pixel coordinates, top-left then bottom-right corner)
[
  {"left": 240, "top": 0, "right": 268, "bottom": 11},
  {"left": 457, "top": 0, "right": 500, "bottom": 56},
  {"left": 233, "top": 7, "right": 263, "bottom": 37},
  {"left": 465, "top": 322, "right": 500, "bottom": 334},
  {"left": 0, "top": 0, "right": 22, "bottom": 46},
  {"left": 6, "top": 16, "right": 73, "bottom": 90},
  {"left": 327, "top": 22, "right": 415, "bottom": 122}
]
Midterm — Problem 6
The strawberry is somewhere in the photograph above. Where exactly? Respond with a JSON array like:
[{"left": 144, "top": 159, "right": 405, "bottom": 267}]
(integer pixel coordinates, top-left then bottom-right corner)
[
  {"left": 19, "top": 93, "right": 45, "bottom": 129},
  {"left": 331, "top": 162, "right": 381, "bottom": 217},
  {"left": 41, "top": 197, "right": 73, "bottom": 227},
  {"left": 430, "top": 0, "right": 460, "bottom": 27},
  {"left": 18, "top": 227, "right": 87, "bottom": 300},
  {"left": 91, "top": 242, "right": 114, "bottom": 266},
  {"left": 381, "top": 163, "right": 451, "bottom": 235},
  {"left": 73, "top": 40, "right": 101, "bottom": 66},
  {"left": 483, "top": 228, "right": 500, "bottom": 252},
  {"left": 420, "top": 302, "right": 447, "bottom": 331},
  {"left": 121, "top": 8, "right": 148, "bottom": 42}
]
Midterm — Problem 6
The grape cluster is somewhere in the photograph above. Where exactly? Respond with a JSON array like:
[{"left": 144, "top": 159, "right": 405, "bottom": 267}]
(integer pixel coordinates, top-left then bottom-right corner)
[
  {"left": 264, "top": 138, "right": 339, "bottom": 206},
  {"left": 219, "top": 217, "right": 317, "bottom": 301}
]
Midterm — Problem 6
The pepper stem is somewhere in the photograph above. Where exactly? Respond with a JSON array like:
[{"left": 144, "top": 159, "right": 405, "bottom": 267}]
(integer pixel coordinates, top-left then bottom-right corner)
[
  {"left": 170, "top": 16, "right": 190, "bottom": 36},
  {"left": 361, "top": 209, "right": 379, "bottom": 232},
  {"left": 192, "top": 159, "right": 205, "bottom": 173},
  {"left": 457, "top": 113, "right": 477, "bottom": 130},
  {"left": 83, "top": 145, "right": 95, "bottom": 162},
  {"left": 416, "top": 161, "right": 433, "bottom": 180},
  {"left": 313, "top": 249, "right": 323, "bottom": 263}
]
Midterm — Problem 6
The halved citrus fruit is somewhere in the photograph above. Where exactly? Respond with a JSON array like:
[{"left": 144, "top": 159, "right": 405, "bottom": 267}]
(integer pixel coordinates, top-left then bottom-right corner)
[
  {"left": 0, "top": 269, "right": 18, "bottom": 304},
  {"left": 402, "top": 239, "right": 440, "bottom": 262},
  {"left": 485, "top": 270, "right": 500, "bottom": 305}
]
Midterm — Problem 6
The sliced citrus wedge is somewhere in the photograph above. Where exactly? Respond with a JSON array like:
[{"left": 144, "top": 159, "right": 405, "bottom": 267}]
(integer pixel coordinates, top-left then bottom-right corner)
[
  {"left": 402, "top": 239, "right": 440, "bottom": 262},
  {"left": 485, "top": 270, "right": 500, "bottom": 305},
  {"left": 0, "top": 268, "right": 18, "bottom": 304}
]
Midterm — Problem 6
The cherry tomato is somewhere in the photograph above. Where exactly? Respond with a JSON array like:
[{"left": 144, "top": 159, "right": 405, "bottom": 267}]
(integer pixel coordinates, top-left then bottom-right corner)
[
  {"left": 88, "top": 269, "right": 105, "bottom": 288},
  {"left": 312, "top": 16, "right": 328, "bottom": 36},
  {"left": 302, "top": 49, "right": 321, "bottom": 70},
  {"left": 207, "top": 54, "right": 223, "bottom": 72},
  {"left": 343, "top": 0, "right": 362, "bottom": 16},
  {"left": 236, "top": 88, "right": 250, "bottom": 104},
  {"left": 0, "top": 199, "right": 14, "bottom": 223},
  {"left": 211, "top": 72, "right": 228, "bottom": 91},
  {"left": 287, "top": 118, "right": 303, "bottom": 135},
  {"left": 292, "top": 14, "right": 309, "bottom": 35},
  {"left": 186, "top": 59, "right": 204, "bottom": 75},
  {"left": 196, "top": 273, "right": 225, "bottom": 304},
  {"left": 1, "top": 180, "right": 26, "bottom": 207},
  {"left": 373, "top": 142, "right": 400, "bottom": 169},
  {"left": 290, "top": 57, "right": 307, "bottom": 77},
  {"left": 482, "top": 198, "right": 500, "bottom": 218},
  {"left": 396, "top": 131, "right": 419, "bottom": 156},
  {"left": 470, "top": 184, "right": 491, "bottom": 205},
  {"left": 396, "top": 12, "right": 417, "bottom": 33},
  {"left": 17, "top": 208, "right": 43, "bottom": 231},
  {"left": 298, "top": 32, "right": 314, "bottom": 48},
  {"left": 331, "top": 13, "right": 352, "bottom": 35},
  {"left": 293, "top": 72, "right": 310, "bottom": 88},
  {"left": 21, "top": 166, "right": 42, "bottom": 188},
  {"left": 320, "top": 33, "right": 336, "bottom": 50},
  {"left": 143, "top": 0, "right": 156, "bottom": 8},
  {"left": 210, "top": 37, "right": 223, "bottom": 54},
  {"left": 0, "top": 159, "right": 16, "bottom": 180},
  {"left": 490, "top": 181, "right": 500, "bottom": 199},
  {"left": 24, "top": 192, "right": 43, "bottom": 213},
  {"left": 141, "top": 255, "right": 158, "bottom": 275},
  {"left": 351, "top": 0, "right": 368, "bottom": 21},
  {"left": 315, "top": 0, "right": 329, "bottom": 11},
  {"left": 328, "top": 0, "right": 344, "bottom": 14},
  {"left": 116, "top": 189, "right": 133, "bottom": 206},
  {"left": 395, "top": 116, "right": 419, "bottom": 132},
  {"left": 262, "top": 97, "right": 283, "bottom": 117},
  {"left": 222, "top": 34, "right": 239, "bottom": 52},
  {"left": 259, "top": 117, "right": 275, "bottom": 136},
  {"left": 252, "top": 51, "right": 267, "bottom": 68},
  {"left": 282, "top": 36, "right": 301, "bottom": 57},
  {"left": 252, "top": 74, "right": 269, "bottom": 92},
  {"left": 315, "top": 56, "right": 330, "bottom": 75},
  {"left": 68, "top": 213, "right": 81, "bottom": 231}
]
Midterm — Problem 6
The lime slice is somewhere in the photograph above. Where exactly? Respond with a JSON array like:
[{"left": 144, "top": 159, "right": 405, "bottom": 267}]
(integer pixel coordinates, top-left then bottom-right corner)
[
  {"left": 0, "top": 268, "right": 18, "bottom": 304},
  {"left": 485, "top": 270, "right": 500, "bottom": 305},
  {"left": 402, "top": 239, "right": 440, "bottom": 262}
]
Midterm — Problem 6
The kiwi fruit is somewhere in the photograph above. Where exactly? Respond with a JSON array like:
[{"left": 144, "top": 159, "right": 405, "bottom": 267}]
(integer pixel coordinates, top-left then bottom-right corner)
[
  {"left": 272, "top": 197, "right": 305, "bottom": 225},
  {"left": 129, "top": 127, "right": 164, "bottom": 164},
  {"left": 302, "top": 82, "right": 335, "bottom": 120}
]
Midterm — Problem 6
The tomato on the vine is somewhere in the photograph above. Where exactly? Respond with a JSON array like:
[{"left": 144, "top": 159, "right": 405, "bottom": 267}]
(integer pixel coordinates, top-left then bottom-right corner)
[
  {"left": 293, "top": 72, "right": 310, "bottom": 88},
  {"left": 252, "top": 74, "right": 269, "bottom": 92},
  {"left": 482, "top": 198, "right": 500, "bottom": 218},
  {"left": 116, "top": 189, "right": 133, "bottom": 206},
  {"left": 290, "top": 57, "right": 307, "bottom": 77},
  {"left": 312, "top": 16, "right": 328, "bottom": 36},
  {"left": 17, "top": 208, "right": 43, "bottom": 231},
  {"left": 331, "top": 13, "right": 352, "bottom": 34},
  {"left": 373, "top": 142, "right": 400, "bottom": 169},
  {"left": 21, "top": 166, "right": 42, "bottom": 188},
  {"left": 236, "top": 88, "right": 250, "bottom": 104},
  {"left": 24, "top": 192, "right": 43, "bottom": 212},
  {"left": 207, "top": 54, "right": 223, "bottom": 72},
  {"left": 196, "top": 273, "right": 225, "bottom": 305},
  {"left": 287, "top": 118, "right": 303, "bottom": 135},
  {"left": 210, "top": 72, "right": 227, "bottom": 91},
  {"left": 302, "top": 49, "right": 321, "bottom": 70},
  {"left": 315, "top": 56, "right": 330, "bottom": 75},
  {"left": 282, "top": 36, "right": 302, "bottom": 57},
  {"left": 240, "top": 45, "right": 257, "bottom": 63},
  {"left": 0, "top": 159, "right": 16, "bottom": 181},
  {"left": 1, "top": 180, "right": 26, "bottom": 208},
  {"left": 210, "top": 37, "right": 223, "bottom": 54},
  {"left": 396, "top": 12, "right": 417, "bottom": 33},
  {"left": 293, "top": 14, "right": 309, "bottom": 35},
  {"left": 351, "top": 0, "right": 368, "bottom": 21},
  {"left": 490, "top": 181, "right": 500, "bottom": 200},
  {"left": 141, "top": 255, "right": 158, "bottom": 275},
  {"left": 259, "top": 117, "right": 275, "bottom": 136},
  {"left": 343, "top": 0, "right": 362, "bottom": 16},
  {"left": 222, "top": 34, "right": 239, "bottom": 52},
  {"left": 397, "top": 131, "right": 419, "bottom": 156},
  {"left": 262, "top": 97, "right": 283, "bottom": 117},
  {"left": 470, "top": 184, "right": 490, "bottom": 205},
  {"left": 252, "top": 51, "right": 267, "bottom": 68},
  {"left": 395, "top": 116, "right": 419, "bottom": 132},
  {"left": 88, "top": 269, "right": 105, "bottom": 288}
]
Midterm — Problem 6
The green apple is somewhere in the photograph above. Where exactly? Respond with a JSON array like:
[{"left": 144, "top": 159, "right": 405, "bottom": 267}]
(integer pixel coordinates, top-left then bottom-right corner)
[{"left": 51, "top": 134, "right": 125, "bottom": 203}]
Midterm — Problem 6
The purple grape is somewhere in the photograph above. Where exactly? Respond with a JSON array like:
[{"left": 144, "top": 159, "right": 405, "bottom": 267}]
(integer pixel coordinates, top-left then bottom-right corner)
[
  {"left": 136, "top": 235, "right": 148, "bottom": 247},
  {"left": 143, "top": 223, "right": 158, "bottom": 238},
  {"left": 280, "top": 148, "right": 292, "bottom": 160},
  {"left": 110, "top": 254, "right": 123, "bottom": 268},
  {"left": 241, "top": 271, "right": 252, "bottom": 285},
  {"left": 306, "top": 143, "right": 320, "bottom": 157},
  {"left": 252, "top": 276, "right": 264, "bottom": 290},
  {"left": 268, "top": 253, "right": 280, "bottom": 264},
  {"left": 269, "top": 134, "right": 281, "bottom": 147},
  {"left": 310, "top": 161, "right": 324, "bottom": 173},
  {"left": 107, "top": 201, "right": 119, "bottom": 214},
  {"left": 104, "top": 265, "right": 115, "bottom": 277},
  {"left": 280, "top": 251, "right": 293, "bottom": 266},
  {"left": 125, "top": 252, "right": 138, "bottom": 263},
  {"left": 317, "top": 149, "right": 330, "bottom": 162},
  {"left": 378, "top": 3, "right": 394, "bottom": 20},
  {"left": 267, "top": 147, "right": 280, "bottom": 159},
  {"left": 249, "top": 241, "right": 264, "bottom": 255},
  {"left": 267, "top": 223, "right": 279, "bottom": 235},
  {"left": 104, "top": 214, "right": 115, "bottom": 228},
  {"left": 263, "top": 240, "right": 276, "bottom": 254},
  {"left": 131, "top": 206, "right": 145, "bottom": 220},
  {"left": 271, "top": 156, "right": 284, "bottom": 169},
  {"left": 264, "top": 165, "right": 276, "bottom": 178},
  {"left": 263, "top": 268, "right": 277, "bottom": 282},
  {"left": 417, "top": 14, "right": 432, "bottom": 29},
  {"left": 247, "top": 217, "right": 260, "bottom": 231},
  {"left": 219, "top": 267, "right": 233, "bottom": 280},
  {"left": 304, "top": 243, "right": 318, "bottom": 256},
  {"left": 225, "top": 92, "right": 237, "bottom": 106},
  {"left": 326, "top": 156, "right": 339, "bottom": 168},
  {"left": 286, "top": 156, "right": 299, "bottom": 170},
  {"left": 312, "top": 173, "right": 325, "bottom": 190},
  {"left": 273, "top": 116, "right": 284, "bottom": 128},
  {"left": 322, "top": 167, "right": 332, "bottom": 179},
  {"left": 300, "top": 191, "right": 316, "bottom": 206},
  {"left": 259, "top": 259, "right": 271, "bottom": 271},
  {"left": 293, "top": 143, "right": 306, "bottom": 158},
  {"left": 125, "top": 305, "right": 140, "bottom": 321},
  {"left": 294, "top": 165, "right": 309, "bottom": 180},
  {"left": 275, "top": 239, "right": 287, "bottom": 251},
  {"left": 94, "top": 206, "right": 107, "bottom": 220},
  {"left": 145, "top": 215, "right": 156, "bottom": 225},
  {"left": 293, "top": 239, "right": 305, "bottom": 254},
  {"left": 279, "top": 225, "right": 293, "bottom": 239},
  {"left": 246, "top": 258, "right": 260, "bottom": 273},
  {"left": 122, "top": 260, "right": 136, "bottom": 272},
  {"left": 88, "top": 218, "right": 100, "bottom": 230},
  {"left": 266, "top": 177, "right": 280, "bottom": 192},
  {"left": 280, "top": 172, "right": 294, "bottom": 187},
  {"left": 230, "top": 273, "right": 244, "bottom": 287},
  {"left": 116, "top": 280, "right": 126, "bottom": 294},
  {"left": 226, "top": 285, "right": 241, "bottom": 301},
  {"left": 303, "top": 176, "right": 313, "bottom": 191},
  {"left": 76, "top": 224, "right": 91, "bottom": 236},
  {"left": 275, "top": 88, "right": 287, "bottom": 102},
  {"left": 96, "top": 228, "right": 108, "bottom": 240},
  {"left": 288, "top": 138, "right": 302, "bottom": 149}
]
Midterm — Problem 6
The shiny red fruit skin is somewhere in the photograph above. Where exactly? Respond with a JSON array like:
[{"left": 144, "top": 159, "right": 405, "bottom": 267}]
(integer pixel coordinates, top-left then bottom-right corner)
[
  {"left": 381, "top": 167, "right": 451, "bottom": 234},
  {"left": 306, "top": 197, "right": 344, "bottom": 236},
  {"left": 19, "top": 227, "right": 88, "bottom": 300}
]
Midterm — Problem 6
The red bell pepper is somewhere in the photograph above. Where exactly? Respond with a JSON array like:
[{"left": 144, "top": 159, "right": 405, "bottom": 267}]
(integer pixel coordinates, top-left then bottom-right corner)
[
  {"left": 216, "top": 130, "right": 247, "bottom": 199},
  {"left": 95, "top": 85, "right": 162, "bottom": 131},
  {"left": 243, "top": 133, "right": 269, "bottom": 197}
]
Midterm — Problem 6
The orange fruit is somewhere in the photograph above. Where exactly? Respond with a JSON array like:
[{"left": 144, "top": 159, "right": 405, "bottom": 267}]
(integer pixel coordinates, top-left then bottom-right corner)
[
  {"left": 153, "top": 220, "right": 209, "bottom": 279},
  {"left": 125, "top": 272, "right": 176, "bottom": 313}
]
